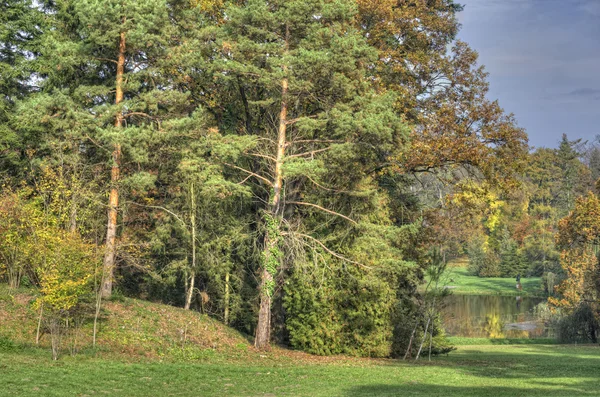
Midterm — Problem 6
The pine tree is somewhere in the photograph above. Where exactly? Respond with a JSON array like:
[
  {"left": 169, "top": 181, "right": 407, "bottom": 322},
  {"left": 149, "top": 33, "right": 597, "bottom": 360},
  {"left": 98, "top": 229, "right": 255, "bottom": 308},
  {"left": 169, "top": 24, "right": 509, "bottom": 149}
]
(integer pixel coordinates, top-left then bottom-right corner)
[
  {"left": 0, "top": 0, "right": 44, "bottom": 177},
  {"left": 212, "top": 0, "right": 406, "bottom": 349},
  {"left": 588, "top": 147, "right": 600, "bottom": 184},
  {"left": 13, "top": 0, "right": 199, "bottom": 297}
]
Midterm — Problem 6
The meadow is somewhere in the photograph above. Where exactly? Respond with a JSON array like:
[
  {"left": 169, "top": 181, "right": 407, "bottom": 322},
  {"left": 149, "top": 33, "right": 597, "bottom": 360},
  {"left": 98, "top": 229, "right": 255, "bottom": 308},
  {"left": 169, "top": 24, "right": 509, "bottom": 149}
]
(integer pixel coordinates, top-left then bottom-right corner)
[
  {"left": 2, "top": 272, "right": 591, "bottom": 397},
  {"left": 2, "top": 341, "right": 598, "bottom": 397}
]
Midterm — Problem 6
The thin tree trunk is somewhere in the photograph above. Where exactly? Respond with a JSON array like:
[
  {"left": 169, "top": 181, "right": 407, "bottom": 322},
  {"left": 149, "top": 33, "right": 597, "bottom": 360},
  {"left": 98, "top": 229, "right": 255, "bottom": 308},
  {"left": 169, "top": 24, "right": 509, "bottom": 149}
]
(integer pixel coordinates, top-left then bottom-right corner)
[
  {"left": 403, "top": 317, "right": 420, "bottom": 360},
  {"left": 255, "top": 25, "right": 289, "bottom": 351},
  {"left": 101, "top": 28, "right": 126, "bottom": 298},
  {"left": 93, "top": 285, "right": 102, "bottom": 347},
  {"left": 428, "top": 322, "right": 434, "bottom": 361},
  {"left": 185, "top": 181, "right": 197, "bottom": 310},
  {"left": 36, "top": 303, "right": 44, "bottom": 345},
  {"left": 415, "top": 315, "right": 431, "bottom": 361},
  {"left": 69, "top": 193, "right": 77, "bottom": 233},
  {"left": 224, "top": 270, "right": 230, "bottom": 325}
]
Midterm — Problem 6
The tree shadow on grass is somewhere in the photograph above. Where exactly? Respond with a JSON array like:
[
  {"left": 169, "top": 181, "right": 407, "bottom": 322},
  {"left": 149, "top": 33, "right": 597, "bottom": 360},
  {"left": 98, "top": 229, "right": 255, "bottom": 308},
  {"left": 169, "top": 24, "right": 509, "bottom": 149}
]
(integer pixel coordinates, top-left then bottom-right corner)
[
  {"left": 344, "top": 381, "right": 600, "bottom": 397},
  {"left": 342, "top": 345, "right": 600, "bottom": 396},
  {"left": 414, "top": 344, "right": 600, "bottom": 382}
]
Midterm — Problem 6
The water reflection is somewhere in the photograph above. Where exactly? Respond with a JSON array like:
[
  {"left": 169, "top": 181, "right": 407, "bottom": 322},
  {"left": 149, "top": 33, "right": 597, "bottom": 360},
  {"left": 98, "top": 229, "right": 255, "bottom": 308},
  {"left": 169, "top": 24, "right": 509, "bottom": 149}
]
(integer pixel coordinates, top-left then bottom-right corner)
[{"left": 442, "top": 295, "right": 552, "bottom": 338}]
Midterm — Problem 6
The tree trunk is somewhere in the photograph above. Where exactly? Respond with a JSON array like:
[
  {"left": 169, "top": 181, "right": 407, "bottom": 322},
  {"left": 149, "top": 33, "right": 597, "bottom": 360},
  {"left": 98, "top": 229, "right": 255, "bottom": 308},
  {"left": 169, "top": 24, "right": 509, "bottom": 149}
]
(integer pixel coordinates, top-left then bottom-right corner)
[
  {"left": 101, "top": 29, "right": 126, "bottom": 298},
  {"left": 224, "top": 270, "right": 230, "bottom": 325},
  {"left": 403, "top": 317, "right": 420, "bottom": 360},
  {"left": 255, "top": 265, "right": 273, "bottom": 349},
  {"left": 255, "top": 26, "right": 289, "bottom": 350},
  {"left": 185, "top": 181, "right": 197, "bottom": 310},
  {"left": 69, "top": 194, "right": 77, "bottom": 233},
  {"left": 415, "top": 315, "right": 431, "bottom": 361},
  {"left": 184, "top": 269, "right": 196, "bottom": 311},
  {"left": 36, "top": 303, "right": 44, "bottom": 345}
]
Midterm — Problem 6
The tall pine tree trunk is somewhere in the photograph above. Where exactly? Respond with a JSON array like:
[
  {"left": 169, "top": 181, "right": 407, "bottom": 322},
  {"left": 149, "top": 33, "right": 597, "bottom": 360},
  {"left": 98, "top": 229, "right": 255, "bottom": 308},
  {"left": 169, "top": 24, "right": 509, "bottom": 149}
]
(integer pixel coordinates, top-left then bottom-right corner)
[
  {"left": 255, "top": 32, "right": 288, "bottom": 349},
  {"left": 101, "top": 29, "right": 126, "bottom": 298}
]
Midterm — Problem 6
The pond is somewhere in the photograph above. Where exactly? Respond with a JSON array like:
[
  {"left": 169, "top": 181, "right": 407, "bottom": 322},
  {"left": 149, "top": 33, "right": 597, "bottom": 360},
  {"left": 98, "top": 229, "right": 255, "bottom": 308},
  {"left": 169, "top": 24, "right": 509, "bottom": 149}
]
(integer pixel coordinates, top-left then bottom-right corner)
[{"left": 442, "top": 295, "right": 553, "bottom": 338}]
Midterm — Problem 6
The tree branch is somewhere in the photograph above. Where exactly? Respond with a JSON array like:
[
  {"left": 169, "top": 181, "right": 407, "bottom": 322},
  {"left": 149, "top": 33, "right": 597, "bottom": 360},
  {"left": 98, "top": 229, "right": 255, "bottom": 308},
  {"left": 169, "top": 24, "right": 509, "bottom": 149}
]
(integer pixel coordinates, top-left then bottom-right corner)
[
  {"left": 247, "top": 152, "right": 277, "bottom": 162},
  {"left": 84, "top": 134, "right": 111, "bottom": 153},
  {"left": 304, "top": 175, "right": 357, "bottom": 194},
  {"left": 93, "top": 57, "right": 118, "bottom": 65},
  {"left": 123, "top": 201, "right": 186, "bottom": 226},
  {"left": 124, "top": 112, "right": 154, "bottom": 119},
  {"left": 285, "top": 232, "right": 371, "bottom": 269},
  {"left": 288, "top": 201, "right": 357, "bottom": 225},
  {"left": 287, "top": 139, "right": 344, "bottom": 146},
  {"left": 287, "top": 146, "right": 333, "bottom": 159},
  {"left": 285, "top": 115, "right": 318, "bottom": 125},
  {"left": 222, "top": 162, "right": 274, "bottom": 187}
]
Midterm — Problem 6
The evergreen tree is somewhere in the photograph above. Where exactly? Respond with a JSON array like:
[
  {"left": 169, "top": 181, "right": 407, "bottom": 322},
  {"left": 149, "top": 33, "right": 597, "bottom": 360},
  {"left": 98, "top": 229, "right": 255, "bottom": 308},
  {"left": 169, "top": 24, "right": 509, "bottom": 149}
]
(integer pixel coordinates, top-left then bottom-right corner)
[
  {"left": 0, "top": 0, "right": 44, "bottom": 177},
  {"left": 498, "top": 227, "right": 525, "bottom": 277},
  {"left": 12, "top": 0, "right": 204, "bottom": 296},
  {"left": 212, "top": 0, "right": 406, "bottom": 349},
  {"left": 555, "top": 134, "right": 591, "bottom": 215},
  {"left": 588, "top": 146, "right": 600, "bottom": 184}
]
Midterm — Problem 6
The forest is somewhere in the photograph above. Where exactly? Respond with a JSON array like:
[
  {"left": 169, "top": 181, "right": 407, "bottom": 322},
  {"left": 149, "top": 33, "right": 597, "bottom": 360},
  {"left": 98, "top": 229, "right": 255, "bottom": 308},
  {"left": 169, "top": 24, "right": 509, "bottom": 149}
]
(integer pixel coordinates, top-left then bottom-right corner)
[{"left": 2, "top": 0, "right": 600, "bottom": 368}]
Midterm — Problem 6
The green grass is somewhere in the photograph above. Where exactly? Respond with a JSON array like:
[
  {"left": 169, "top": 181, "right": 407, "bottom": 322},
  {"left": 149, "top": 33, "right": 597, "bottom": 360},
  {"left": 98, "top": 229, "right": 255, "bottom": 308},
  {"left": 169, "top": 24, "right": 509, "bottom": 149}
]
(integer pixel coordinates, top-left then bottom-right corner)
[
  {"left": 447, "top": 337, "right": 559, "bottom": 346},
  {"left": 1, "top": 343, "right": 599, "bottom": 396},
  {"left": 443, "top": 263, "right": 544, "bottom": 297},
  {"left": 3, "top": 283, "right": 592, "bottom": 396}
]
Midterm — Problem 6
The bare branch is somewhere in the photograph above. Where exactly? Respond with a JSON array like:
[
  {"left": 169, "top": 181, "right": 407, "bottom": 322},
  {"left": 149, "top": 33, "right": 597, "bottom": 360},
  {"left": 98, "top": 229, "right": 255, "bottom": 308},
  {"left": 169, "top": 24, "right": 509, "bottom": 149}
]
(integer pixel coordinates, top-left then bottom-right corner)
[
  {"left": 237, "top": 174, "right": 253, "bottom": 185},
  {"left": 304, "top": 174, "right": 358, "bottom": 194},
  {"left": 285, "top": 115, "right": 318, "bottom": 125},
  {"left": 284, "top": 232, "right": 371, "bottom": 269},
  {"left": 84, "top": 134, "right": 111, "bottom": 153},
  {"left": 93, "top": 57, "right": 118, "bottom": 65},
  {"left": 247, "top": 152, "right": 277, "bottom": 162},
  {"left": 222, "top": 162, "right": 274, "bottom": 187},
  {"left": 287, "top": 139, "right": 344, "bottom": 146},
  {"left": 124, "top": 112, "right": 154, "bottom": 119},
  {"left": 123, "top": 201, "right": 186, "bottom": 225},
  {"left": 287, "top": 146, "right": 333, "bottom": 159},
  {"left": 288, "top": 201, "right": 358, "bottom": 225}
]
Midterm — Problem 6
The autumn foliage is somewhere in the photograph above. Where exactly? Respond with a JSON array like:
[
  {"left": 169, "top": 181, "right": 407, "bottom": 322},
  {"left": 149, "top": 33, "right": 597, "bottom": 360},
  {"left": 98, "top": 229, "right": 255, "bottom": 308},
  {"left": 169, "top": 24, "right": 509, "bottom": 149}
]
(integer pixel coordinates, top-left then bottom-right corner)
[{"left": 551, "top": 193, "right": 600, "bottom": 310}]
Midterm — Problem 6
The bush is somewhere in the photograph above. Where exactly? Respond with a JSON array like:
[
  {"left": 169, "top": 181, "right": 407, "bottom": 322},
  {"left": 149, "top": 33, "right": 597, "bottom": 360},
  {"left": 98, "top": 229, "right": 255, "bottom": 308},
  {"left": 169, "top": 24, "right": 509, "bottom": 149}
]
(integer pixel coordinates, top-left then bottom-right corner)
[
  {"left": 283, "top": 262, "right": 401, "bottom": 357},
  {"left": 32, "top": 228, "right": 100, "bottom": 360},
  {"left": 557, "top": 304, "right": 599, "bottom": 344},
  {"left": 0, "top": 189, "right": 43, "bottom": 289}
]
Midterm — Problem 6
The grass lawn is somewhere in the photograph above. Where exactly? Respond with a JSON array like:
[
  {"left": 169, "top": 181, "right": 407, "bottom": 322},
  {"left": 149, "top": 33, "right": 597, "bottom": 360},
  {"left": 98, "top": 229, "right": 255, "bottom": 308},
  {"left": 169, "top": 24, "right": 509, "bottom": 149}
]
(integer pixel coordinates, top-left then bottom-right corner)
[
  {"left": 1, "top": 343, "right": 599, "bottom": 396},
  {"left": 442, "top": 259, "right": 544, "bottom": 297}
]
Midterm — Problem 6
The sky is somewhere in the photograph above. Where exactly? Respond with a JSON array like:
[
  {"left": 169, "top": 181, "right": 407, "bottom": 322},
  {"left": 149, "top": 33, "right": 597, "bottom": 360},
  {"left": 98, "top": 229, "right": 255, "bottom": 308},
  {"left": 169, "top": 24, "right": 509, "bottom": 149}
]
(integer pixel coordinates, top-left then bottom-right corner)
[{"left": 457, "top": 0, "right": 600, "bottom": 148}]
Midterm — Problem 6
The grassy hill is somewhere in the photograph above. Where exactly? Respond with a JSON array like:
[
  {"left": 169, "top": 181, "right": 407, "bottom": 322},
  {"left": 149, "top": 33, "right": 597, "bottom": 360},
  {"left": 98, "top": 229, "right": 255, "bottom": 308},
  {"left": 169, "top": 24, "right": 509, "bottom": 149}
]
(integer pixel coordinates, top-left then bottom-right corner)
[
  {"left": 0, "top": 284, "right": 359, "bottom": 365},
  {"left": 0, "top": 285, "right": 307, "bottom": 364},
  {"left": 0, "top": 285, "right": 246, "bottom": 360}
]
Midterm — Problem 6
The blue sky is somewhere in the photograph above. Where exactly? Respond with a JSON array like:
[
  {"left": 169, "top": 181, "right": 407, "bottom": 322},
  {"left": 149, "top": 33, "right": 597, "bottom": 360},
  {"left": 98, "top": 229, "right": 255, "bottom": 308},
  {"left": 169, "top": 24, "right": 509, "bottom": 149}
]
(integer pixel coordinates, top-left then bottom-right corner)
[{"left": 457, "top": 0, "right": 600, "bottom": 148}]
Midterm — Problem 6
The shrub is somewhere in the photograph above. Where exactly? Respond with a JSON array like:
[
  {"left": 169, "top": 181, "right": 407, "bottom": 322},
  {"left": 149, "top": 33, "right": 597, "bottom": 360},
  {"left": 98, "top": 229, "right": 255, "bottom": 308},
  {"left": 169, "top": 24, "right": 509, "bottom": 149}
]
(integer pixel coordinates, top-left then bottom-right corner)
[
  {"left": 557, "top": 304, "right": 599, "bottom": 344},
  {"left": 33, "top": 229, "right": 100, "bottom": 360},
  {"left": 0, "top": 189, "right": 43, "bottom": 289}
]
